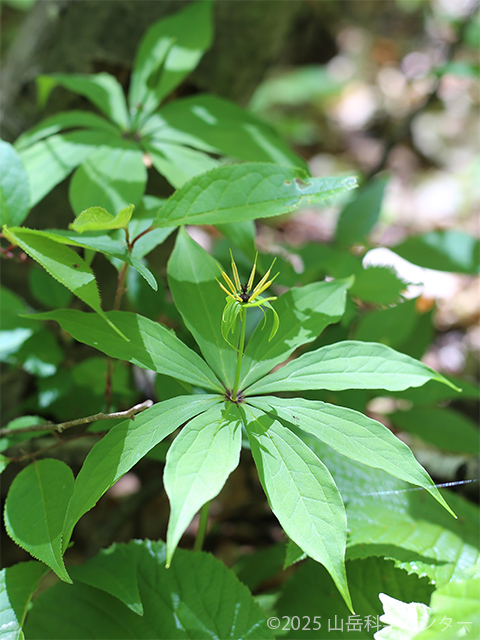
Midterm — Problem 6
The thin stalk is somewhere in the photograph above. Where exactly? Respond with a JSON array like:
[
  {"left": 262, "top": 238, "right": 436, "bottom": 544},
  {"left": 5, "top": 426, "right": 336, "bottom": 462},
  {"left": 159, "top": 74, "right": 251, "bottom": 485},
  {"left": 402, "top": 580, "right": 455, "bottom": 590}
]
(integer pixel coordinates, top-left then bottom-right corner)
[
  {"left": 194, "top": 502, "right": 210, "bottom": 552},
  {"left": 232, "top": 306, "right": 246, "bottom": 402}
]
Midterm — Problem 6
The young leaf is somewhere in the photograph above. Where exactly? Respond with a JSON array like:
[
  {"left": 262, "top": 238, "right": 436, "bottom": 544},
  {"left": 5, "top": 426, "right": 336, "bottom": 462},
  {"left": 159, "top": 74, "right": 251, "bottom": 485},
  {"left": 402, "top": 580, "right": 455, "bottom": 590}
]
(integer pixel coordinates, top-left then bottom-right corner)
[
  {"left": 37, "top": 72, "right": 130, "bottom": 130},
  {"left": 69, "top": 204, "right": 134, "bottom": 233},
  {"left": 2, "top": 227, "right": 127, "bottom": 341},
  {"left": 0, "top": 561, "right": 47, "bottom": 640},
  {"left": 168, "top": 228, "right": 238, "bottom": 387},
  {"left": 69, "top": 144, "right": 147, "bottom": 215},
  {"left": 0, "top": 140, "right": 30, "bottom": 227},
  {"left": 63, "top": 395, "right": 221, "bottom": 544},
  {"left": 240, "top": 278, "right": 352, "bottom": 389},
  {"left": 335, "top": 176, "right": 388, "bottom": 247},
  {"left": 245, "top": 340, "right": 459, "bottom": 395},
  {"left": 24, "top": 540, "right": 273, "bottom": 639},
  {"left": 129, "top": 0, "right": 213, "bottom": 116},
  {"left": 392, "top": 230, "right": 480, "bottom": 275},
  {"left": 4, "top": 459, "right": 74, "bottom": 583},
  {"left": 30, "top": 309, "right": 223, "bottom": 392},
  {"left": 249, "top": 396, "right": 455, "bottom": 517},
  {"left": 164, "top": 402, "right": 242, "bottom": 565},
  {"left": 241, "top": 404, "right": 353, "bottom": 612},
  {"left": 154, "top": 163, "right": 358, "bottom": 227}
]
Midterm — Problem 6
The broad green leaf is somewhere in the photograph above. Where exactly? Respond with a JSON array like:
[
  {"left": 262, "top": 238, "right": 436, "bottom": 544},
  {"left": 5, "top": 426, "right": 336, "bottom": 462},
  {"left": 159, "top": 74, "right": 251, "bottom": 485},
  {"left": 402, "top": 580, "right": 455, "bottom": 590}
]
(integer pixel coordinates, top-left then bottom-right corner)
[
  {"left": 164, "top": 402, "right": 242, "bottom": 564},
  {"left": 143, "top": 138, "right": 219, "bottom": 188},
  {"left": 276, "top": 558, "right": 433, "bottom": 639},
  {"left": 30, "top": 309, "right": 223, "bottom": 392},
  {"left": 69, "top": 204, "right": 134, "bottom": 233},
  {"left": 350, "top": 265, "right": 408, "bottom": 306},
  {"left": 156, "top": 93, "right": 307, "bottom": 169},
  {"left": 233, "top": 544, "right": 286, "bottom": 591},
  {"left": 154, "top": 163, "right": 358, "bottom": 227},
  {"left": 2, "top": 227, "right": 126, "bottom": 340},
  {"left": 300, "top": 434, "right": 479, "bottom": 587},
  {"left": 0, "top": 561, "right": 46, "bottom": 640},
  {"left": 129, "top": 0, "right": 213, "bottom": 116},
  {"left": 63, "top": 395, "right": 220, "bottom": 544},
  {"left": 0, "top": 140, "right": 30, "bottom": 226},
  {"left": 14, "top": 111, "right": 119, "bottom": 151},
  {"left": 241, "top": 404, "right": 352, "bottom": 611},
  {"left": 29, "top": 266, "right": 72, "bottom": 309},
  {"left": 246, "top": 341, "right": 458, "bottom": 395},
  {"left": 240, "top": 278, "right": 351, "bottom": 389},
  {"left": 4, "top": 459, "right": 74, "bottom": 582},
  {"left": 168, "top": 228, "right": 238, "bottom": 387},
  {"left": 37, "top": 73, "right": 130, "bottom": 129},
  {"left": 414, "top": 576, "right": 480, "bottom": 639},
  {"left": 388, "top": 407, "right": 479, "bottom": 454},
  {"left": 250, "top": 396, "right": 455, "bottom": 517},
  {"left": 70, "top": 544, "right": 143, "bottom": 616},
  {"left": 69, "top": 144, "right": 147, "bottom": 214},
  {"left": 392, "top": 230, "right": 480, "bottom": 275},
  {"left": 18, "top": 130, "right": 116, "bottom": 206},
  {"left": 387, "top": 374, "right": 479, "bottom": 405},
  {"left": 216, "top": 220, "right": 256, "bottom": 261},
  {"left": 24, "top": 540, "right": 273, "bottom": 639},
  {"left": 352, "top": 298, "right": 417, "bottom": 348},
  {"left": 335, "top": 176, "right": 388, "bottom": 247}
]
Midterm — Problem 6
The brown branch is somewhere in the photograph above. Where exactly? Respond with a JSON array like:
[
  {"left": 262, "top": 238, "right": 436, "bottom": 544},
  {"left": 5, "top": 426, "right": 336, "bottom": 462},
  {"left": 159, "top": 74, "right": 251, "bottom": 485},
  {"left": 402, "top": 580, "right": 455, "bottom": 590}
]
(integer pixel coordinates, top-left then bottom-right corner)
[{"left": 0, "top": 400, "right": 154, "bottom": 438}]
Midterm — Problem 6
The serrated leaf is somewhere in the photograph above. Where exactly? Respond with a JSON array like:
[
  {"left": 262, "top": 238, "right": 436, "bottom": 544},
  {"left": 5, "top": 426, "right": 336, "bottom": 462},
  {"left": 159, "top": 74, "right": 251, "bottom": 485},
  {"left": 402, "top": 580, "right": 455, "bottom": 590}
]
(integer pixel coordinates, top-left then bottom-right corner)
[
  {"left": 24, "top": 540, "right": 273, "bottom": 639},
  {"left": 129, "top": 0, "right": 214, "bottom": 116},
  {"left": 164, "top": 403, "right": 242, "bottom": 564},
  {"left": 245, "top": 341, "right": 458, "bottom": 395},
  {"left": 168, "top": 227, "right": 238, "bottom": 387},
  {"left": 0, "top": 561, "right": 46, "bottom": 640},
  {"left": 335, "top": 176, "right": 388, "bottom": 247},
  {"left": 63, "top": 396, "right": 221, "bottom": 544},
  {"left": 69, "top": 204, "right": 134, "bottom": 233},
  {"left": 0, "top": 140, "right": 30, "bottom": 227},
  {"left": 240, "top": 278, "right": 352, "bottom": 389},
  {"left": 4, "top": 459, "right": 74, "bottom": 582},
  {"left": 241, "top": 403, "right": 352, "bottom": 612},
  {"left": 154, "top": 163, "right": 357, "bottom": 227},
  {"left": 37, "top": 73, "right": 130, "bottom": 130},
  {"left": 350, "top": 266, "right": 408, "bottom": 306},
  {"left": 392, "top": 230, "right": 480, "bottom": 275},
  {"left": 2, "top": 227, "right": 127, "bottom": 340},
  {"left": 69, "top": 145, "right": 147, "bottom": 215},
  {"left": 249, "top": 396, "right": 455, "bottom": 517},
  {"left": 30, "top": 309, "right": 223, "bottom": 392}
]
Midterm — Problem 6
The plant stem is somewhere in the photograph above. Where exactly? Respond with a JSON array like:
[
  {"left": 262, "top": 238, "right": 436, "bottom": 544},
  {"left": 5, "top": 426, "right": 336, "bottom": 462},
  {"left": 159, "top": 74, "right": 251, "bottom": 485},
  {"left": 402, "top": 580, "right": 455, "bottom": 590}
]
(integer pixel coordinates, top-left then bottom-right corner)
[
  {"left": 194, "top": 502, "right": 210, "bottom": 552},
  {"left": 232, "top": 306, "right": 246, "bottom": 401}
]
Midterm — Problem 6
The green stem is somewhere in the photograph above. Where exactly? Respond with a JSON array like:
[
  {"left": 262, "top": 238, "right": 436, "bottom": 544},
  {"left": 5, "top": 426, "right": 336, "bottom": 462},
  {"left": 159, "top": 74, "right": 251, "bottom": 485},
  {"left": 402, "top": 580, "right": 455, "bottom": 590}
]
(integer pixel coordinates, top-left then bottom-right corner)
[
  {"left": 232, "top": 306, "right": 247, "bottom": 402},
  {"left": 194, "top": 502, "right": 210, "bottom": 552}
]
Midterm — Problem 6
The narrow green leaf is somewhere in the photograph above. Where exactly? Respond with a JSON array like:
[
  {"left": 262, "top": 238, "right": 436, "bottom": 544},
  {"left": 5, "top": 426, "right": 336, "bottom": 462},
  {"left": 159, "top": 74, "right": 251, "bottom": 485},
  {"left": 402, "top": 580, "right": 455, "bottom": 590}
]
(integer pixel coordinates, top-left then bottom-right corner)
[
  {"left": 18, "top": 130, "right": 116, "bottom": 207},
  {"left": 388, "top": 407, "right": 479, "bottom": 455},
  {"left": 241, "top": 404, "right": 352, "bottom": 612},
  {"left": 37, "top": 73, "right": 130, "bottom": 129},
  {"left": 4, "top": 459, "right": 74, "bottom": 583},
  {"left": 156, "top": 93, "right": 307, "bottom": 169},
  {"left": 69, "top": 204, "right": 134, "bottom": 233},
  {"left": 250, "top": 396, "right": 455, "bottom": 517},
  {"left": 0, "top": 561, "right": 46, "bottom": 640},
  {"left": 69, "top": 144, "right": 147, "bottom": 215},
  {"left": 2, "top": 227, "right": 127, "bottom": 340},
  {"left": 0, "top": 140, "right": 30, "bottom": 227},
  {"left": 14, "top": 111, "right": 120, "bottom": 151},
  {"left": 24, "top": 540, "right": 272, "bottom": 639},
  {"left": 335, "top": 176, "right": 388, "bottom": 247},
  {"left": 240, "top": 278, "right": 351, "bottom": 389},
  {"left": 63, "top": 395, "right": 221, "bottom": 544},
  {"left": 168, "top": 228, "right": 238, "bottom": 387},
  {"left": 154, "top": 163, "right": 358, "bottom": 227},
  {"left": 392, "top": 230, "right": 480, "bottom": 275},
  {"left": 246, "top": 341, "right": 459, "bottom": 395},
  {"left": 129, "top": 0, "right": 213, "bottom": 116},
  {"left": 30, "top": 309, "right": 223, "bottom": 392},
  {"left": 165, "top": 402, "right": 242, "bottom": 565}
]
